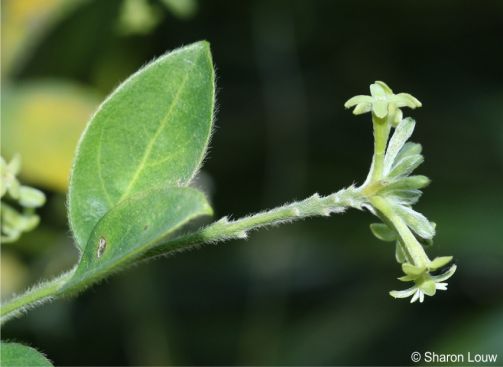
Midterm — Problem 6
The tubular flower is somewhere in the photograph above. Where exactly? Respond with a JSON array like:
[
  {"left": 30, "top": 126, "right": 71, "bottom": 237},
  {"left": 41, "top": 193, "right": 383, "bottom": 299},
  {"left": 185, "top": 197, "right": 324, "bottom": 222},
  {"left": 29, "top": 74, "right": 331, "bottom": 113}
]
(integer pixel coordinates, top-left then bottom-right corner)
[
  {"left": 344, "top": 81, "right": 422, "bottom": 125},
  {"left": 390, "top": 257, "right": 457, "bottom": 303}
]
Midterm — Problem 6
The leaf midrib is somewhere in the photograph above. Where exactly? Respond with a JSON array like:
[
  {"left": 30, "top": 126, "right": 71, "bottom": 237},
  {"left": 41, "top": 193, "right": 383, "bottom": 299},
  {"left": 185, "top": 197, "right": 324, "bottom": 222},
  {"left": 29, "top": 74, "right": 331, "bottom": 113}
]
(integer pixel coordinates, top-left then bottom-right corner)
[{"left": 117, "top": 59, "right": 198, "bottom": 203}]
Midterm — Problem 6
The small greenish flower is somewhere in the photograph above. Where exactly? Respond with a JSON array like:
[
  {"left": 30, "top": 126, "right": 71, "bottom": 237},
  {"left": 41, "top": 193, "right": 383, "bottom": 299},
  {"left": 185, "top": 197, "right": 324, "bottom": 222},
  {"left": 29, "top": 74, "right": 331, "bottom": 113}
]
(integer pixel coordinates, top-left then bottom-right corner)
[
  {"left": 1, "top": 154, "right": 21, "bottom": 199},
  {"left": 390, "top": 257, "right": 456, "bottom": 303},
  {"left": 1, "top": 154, "right": 46, "bottom": 244},
  {"left": 344, "top": 81, "right": 422, "bottom": 125}
]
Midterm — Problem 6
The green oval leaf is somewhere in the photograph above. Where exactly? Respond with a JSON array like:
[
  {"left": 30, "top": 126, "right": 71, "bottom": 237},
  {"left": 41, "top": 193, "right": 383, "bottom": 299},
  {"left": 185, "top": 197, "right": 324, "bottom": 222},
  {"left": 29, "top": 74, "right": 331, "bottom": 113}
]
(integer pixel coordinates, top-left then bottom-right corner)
[
  {"left": 62, "top": 186, "right": 212, "bottom": 293},
  {"left": 0, "top": 342, "right": 53, "bottom": 367},
  {"left": 68, "top": 41, "right": 215, "bottom": 250}
]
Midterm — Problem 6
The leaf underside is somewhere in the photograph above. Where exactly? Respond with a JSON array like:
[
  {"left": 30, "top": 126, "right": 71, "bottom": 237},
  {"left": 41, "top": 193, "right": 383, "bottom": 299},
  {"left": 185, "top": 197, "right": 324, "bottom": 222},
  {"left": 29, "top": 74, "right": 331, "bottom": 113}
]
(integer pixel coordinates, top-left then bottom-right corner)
[{"left": 68, "top": 41, "right": 215, "bottom": 251}]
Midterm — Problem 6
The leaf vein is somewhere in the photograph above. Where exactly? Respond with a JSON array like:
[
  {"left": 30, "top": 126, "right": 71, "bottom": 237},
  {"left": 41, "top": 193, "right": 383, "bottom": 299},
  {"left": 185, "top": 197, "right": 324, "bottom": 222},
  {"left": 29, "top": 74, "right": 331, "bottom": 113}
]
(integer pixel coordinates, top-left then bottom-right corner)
[
  {"left": 97, "top": 125, "right": 113, "bottom": 205},
  {"left": 118, "top": 63, "right": 195, "bottom": 201}
]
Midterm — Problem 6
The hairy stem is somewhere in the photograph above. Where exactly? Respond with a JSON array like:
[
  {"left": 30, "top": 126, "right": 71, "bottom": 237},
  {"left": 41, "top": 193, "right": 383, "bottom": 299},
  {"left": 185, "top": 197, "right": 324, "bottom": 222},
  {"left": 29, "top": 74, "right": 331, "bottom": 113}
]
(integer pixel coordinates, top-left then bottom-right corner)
[
  {"left": 0, "top": 269, "right": 74, "bottom": 324},
  {"left": 144, "top": 186, "right": 364, "bottom": 258},
  {"left": 1, "top": 186, "right": 364, "bottom": 324}
]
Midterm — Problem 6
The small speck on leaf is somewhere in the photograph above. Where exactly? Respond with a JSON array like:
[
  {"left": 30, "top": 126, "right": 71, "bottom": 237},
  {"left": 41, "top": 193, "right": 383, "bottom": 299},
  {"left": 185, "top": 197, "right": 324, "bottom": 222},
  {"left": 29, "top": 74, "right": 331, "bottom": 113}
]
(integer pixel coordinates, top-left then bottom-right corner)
[{"left": 97, "top": 237, "right": 107, "bottom": 258}]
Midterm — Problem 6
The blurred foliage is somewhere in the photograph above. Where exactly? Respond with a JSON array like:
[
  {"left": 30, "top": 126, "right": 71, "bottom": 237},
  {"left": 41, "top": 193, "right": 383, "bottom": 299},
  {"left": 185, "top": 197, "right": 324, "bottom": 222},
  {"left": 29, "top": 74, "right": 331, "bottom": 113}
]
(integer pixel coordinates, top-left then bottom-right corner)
[
  {"left": 0, "top": 252, "right": 28, "bottom": 298},
  {"left": 1, "top": 0, "right": 85, "bottom": 77},
  {"left": 1, "top": 153, "right": 46, "bottom": 245},
  {"left": 1, "top": 82, "right": 99, "bottom": 191},
  {"left": 1, "top": 0, "right": 502, "bottom": 365},
  {"left": 117, "top": 0, "right": 197, "bottom": 35}
]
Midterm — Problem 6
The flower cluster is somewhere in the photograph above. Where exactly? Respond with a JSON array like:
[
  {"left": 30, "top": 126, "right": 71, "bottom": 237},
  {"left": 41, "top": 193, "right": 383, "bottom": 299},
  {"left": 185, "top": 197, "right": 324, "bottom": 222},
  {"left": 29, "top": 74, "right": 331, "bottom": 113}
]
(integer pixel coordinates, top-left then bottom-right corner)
[
  {"left": 1, "top": 154, "right": 46, "bottom": 243},
  {"left": 345, "top": 81, "right": 456, "bottom": 303}
]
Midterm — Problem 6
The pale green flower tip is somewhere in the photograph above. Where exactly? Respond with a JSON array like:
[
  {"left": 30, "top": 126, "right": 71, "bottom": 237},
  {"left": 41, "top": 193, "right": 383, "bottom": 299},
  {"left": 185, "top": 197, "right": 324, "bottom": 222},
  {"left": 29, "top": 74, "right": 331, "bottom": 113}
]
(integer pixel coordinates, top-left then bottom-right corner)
[
  {"left": 389, "top": 290, "right": 401, "bottom": 299},
  {"left": 398, "top": 274, "right": 416, "bottom": 282},
  {"left": 370, "top": 83, "right": 386, "bottom": 98},
  {"left": 431, "top": 264, "right": 457, "bottom": 282},
  {"left": 374, "top": 81, "right": 393, "bottom": 94},
  {"left": 353, "top": 102, "right": 372, "bottom": 115},
  {"left": 22, "top": 214, "right": 41, "bottom": 232},
  {"left": 391, "top": 108, "right": 403, "bottom": 126},
  {"left": 8, "top": 154, "right": 22, "bottom": 175},
  {"left": 395, "top": 93, "right": 422, "bottom": 109},
  {"left": 19, "top": 186, "right": 46, "bottom": 208},
  {"left": 429, "top": 256, "right": 453, "bottom": 271},
  {"left": 402, "top": 262, "right": 426, "bottom": 276},
  {"left": 372, "top": 100, "right": 388, "bottom": 118},
  {"left": 389, "top": 287, "right": 416, "bottom": 299},
  {"left": 419, "top": 279, "right": 436, "bottom": 296},
  {"left": 344, "top": 95, "right": 371, "bottom": 109}
]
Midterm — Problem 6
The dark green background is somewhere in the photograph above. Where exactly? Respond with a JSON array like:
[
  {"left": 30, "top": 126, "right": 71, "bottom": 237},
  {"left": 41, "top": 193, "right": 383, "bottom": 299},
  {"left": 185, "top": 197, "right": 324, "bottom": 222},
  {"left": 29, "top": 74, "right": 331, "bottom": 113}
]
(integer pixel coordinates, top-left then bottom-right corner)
[{"left": 2, "top": 0, "right": 503, "bottom": 365}]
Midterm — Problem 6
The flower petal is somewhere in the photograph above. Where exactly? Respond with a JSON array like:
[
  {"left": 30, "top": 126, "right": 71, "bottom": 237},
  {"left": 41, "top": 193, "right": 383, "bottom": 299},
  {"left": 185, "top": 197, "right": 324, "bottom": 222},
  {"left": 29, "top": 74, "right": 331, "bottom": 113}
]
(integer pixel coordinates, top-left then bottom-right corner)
[
  {"left": 389, "top": 286, "right": 417, "bottom": 299},
  {"left": 420, "top": 280, "right": 436, "bottom": 296},
  {"left": 435, "top": 282, "right": 448, "bottom": 291},
  {"left": 398, "top": 274, "right": 416, "bottom": 282},
  {"left": 392, "top": 107, "right": 403, "bottom": 127},
  {"left": 353, "top": 102, "right": 372, "bottom": 115},
  {"left": 375, "top": 81, "right": 393, "bottom": 95},
  {"left": 8, "top": 154, "right": 22, "bottom": 175},
  {"left": 429, "top": 256, "right": 453, "bottom": 270},
  {"left": 394, "top": 93, "right": 422, "bottom": 108},
  {"left": 373, "top": 100, "right": 388, "bottom": 118},
  {"left": 402, "top": 262, "right": 426, "bottom": 276},
  {"left": 410, "top": 290, "right": 421, "bottom": 303},
  {"left": 344, "top": 95, "right": 372, "bottom": 108},
  {"left": 431, "top": 264, "right": 457, "bottom": 282},
  {"left": 370, "top": 83, "right": 387, "bottom": 98}
]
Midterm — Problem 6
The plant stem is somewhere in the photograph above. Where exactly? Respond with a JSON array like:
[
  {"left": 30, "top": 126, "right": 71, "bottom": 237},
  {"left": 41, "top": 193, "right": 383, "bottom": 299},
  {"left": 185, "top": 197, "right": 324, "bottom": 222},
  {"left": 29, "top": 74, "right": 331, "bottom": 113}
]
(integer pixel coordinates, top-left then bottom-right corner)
[
  {"left": 370, "top": 115, "right": 391, "bottom": 182},
  {"left": 1, "top": 186, "right": 364, "bottom": 325},
  {"left": 0, "top": 269, "right": 74, "bottom": 324},
  {"left": 144, "top": 186, "right": 364, "bottom": 259},
  {"left": 369, "top": 196, "right": 430, "bottom": 268}
]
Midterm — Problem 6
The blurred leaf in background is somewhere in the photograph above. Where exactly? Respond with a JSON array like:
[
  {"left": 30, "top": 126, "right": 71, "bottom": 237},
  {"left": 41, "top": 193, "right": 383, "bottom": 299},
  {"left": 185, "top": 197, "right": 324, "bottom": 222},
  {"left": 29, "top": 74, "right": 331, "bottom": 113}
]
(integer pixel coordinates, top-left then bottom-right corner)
[
  {"left": 1, "top": 82, "right": 99, "bottom": 192},
  {"left": 117, "top": 0, "right": 197, "bottom": 35},
  {"left": 161, "top": 0, "right": 198, "bottom": 19},
  {"left": 1, "top": 0, "right": 87, "bottom": 77},
  {"left": 0, "top": 252, "right": 29, "bottom": 298}
]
